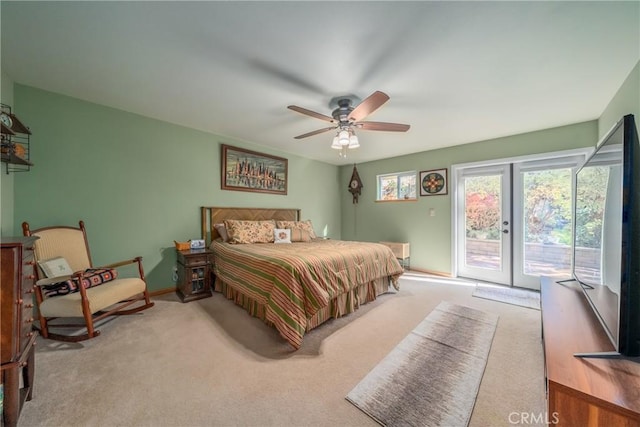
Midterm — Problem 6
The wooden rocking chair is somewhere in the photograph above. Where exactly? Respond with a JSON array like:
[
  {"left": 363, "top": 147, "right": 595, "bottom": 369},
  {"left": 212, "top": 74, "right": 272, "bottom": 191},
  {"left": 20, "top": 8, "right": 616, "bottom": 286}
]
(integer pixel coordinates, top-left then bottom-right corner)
[{"left": 22, "top": 220, "right": 154, "bottom": 342}]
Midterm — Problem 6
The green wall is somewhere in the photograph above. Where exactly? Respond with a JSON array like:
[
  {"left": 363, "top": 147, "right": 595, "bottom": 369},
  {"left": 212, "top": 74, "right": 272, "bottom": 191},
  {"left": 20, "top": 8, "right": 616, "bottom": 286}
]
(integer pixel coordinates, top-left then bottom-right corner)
[
  {"left": 7, "top": 60, "right": 638, "bottom": 284},
  {"left": 339, "top": 121, "right": 598, "bottom": 274},
  {"left": 339, "top": 60, "right": 639, "bottom": 275},
  {"left": 12, "top": 85, "right": 341, "bottom": 292}
]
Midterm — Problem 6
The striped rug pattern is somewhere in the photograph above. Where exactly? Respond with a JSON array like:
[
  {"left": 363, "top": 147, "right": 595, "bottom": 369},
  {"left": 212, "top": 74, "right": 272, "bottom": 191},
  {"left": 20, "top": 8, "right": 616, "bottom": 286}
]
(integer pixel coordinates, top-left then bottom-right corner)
[{"left": 346, "top": 301, "right": 499, "bottom": 426}]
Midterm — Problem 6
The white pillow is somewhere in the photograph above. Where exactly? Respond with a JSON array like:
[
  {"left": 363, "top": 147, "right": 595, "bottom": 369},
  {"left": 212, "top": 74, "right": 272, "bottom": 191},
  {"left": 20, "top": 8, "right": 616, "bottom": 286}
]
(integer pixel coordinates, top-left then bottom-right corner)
[
  {"left": 38, "top": 256, "right": 73, "bottom": 278},
  {"left": 274, "top": 228, "right": 291, "bottom": 244}
]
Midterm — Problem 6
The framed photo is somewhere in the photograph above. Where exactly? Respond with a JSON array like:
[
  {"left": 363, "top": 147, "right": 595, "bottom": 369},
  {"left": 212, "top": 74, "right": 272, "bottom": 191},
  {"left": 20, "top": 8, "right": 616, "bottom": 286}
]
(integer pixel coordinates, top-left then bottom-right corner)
[
  {"left": 221, "top": 144, "right": 288, "bottom": 195},
  {"left": 420, "top": 168, "right": 448, "bottom": 196}
]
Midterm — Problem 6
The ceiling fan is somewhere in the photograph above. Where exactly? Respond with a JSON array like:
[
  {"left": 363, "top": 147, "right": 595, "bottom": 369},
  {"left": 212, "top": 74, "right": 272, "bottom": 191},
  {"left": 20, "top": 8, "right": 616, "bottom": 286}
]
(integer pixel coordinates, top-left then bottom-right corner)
[{"left": 287, "top": 91, "right": 410, "bottom": 142}]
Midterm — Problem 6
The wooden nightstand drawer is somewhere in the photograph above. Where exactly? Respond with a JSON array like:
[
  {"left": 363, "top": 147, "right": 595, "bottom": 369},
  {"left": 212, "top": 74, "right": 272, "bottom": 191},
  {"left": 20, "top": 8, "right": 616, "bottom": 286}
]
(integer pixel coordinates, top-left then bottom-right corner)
[{"left": 178, "top": 251, "right": 209, "bottom": 266}]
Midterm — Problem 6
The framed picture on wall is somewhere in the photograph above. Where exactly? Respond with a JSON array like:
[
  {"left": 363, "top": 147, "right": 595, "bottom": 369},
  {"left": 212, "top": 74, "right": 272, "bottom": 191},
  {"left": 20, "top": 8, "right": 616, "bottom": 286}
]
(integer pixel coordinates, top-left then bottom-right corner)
[
  {"left": 419, "top": 168, "right": 448, "bottom": 196},
  {"left": 221, "top": 144, "right": 288, "bottom": 195}
]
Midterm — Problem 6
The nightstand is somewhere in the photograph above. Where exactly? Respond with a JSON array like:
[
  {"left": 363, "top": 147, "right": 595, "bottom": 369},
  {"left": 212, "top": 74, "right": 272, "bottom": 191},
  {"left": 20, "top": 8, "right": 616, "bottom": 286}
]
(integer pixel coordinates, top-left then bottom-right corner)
[
  {"left": 379, "top": 241, "right": 410, "bottom": 270},
  {"left": 176, "top": 249, "right": 213, "bottom": 302}
]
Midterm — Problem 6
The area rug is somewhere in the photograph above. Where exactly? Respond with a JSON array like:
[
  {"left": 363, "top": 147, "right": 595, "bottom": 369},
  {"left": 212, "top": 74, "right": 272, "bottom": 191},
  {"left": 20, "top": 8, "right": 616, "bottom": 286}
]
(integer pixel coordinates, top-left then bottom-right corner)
[
  {"left": 346, "top": 301, "right": 499, "bottom": 427},
  {"left": 472, "top": 284, "right": 540, "bottom": 310}
]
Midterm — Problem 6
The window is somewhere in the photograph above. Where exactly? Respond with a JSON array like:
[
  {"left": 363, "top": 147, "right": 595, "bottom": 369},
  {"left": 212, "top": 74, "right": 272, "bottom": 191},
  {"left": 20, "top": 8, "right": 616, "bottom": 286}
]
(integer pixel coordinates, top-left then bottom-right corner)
[{"left": 377, "top": 171, "right": 417, "bottom": 201}]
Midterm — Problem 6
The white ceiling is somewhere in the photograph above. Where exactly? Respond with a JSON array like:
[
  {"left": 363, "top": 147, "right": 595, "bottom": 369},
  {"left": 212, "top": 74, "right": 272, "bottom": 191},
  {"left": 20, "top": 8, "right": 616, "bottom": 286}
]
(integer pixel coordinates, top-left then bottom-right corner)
[{"left": 2, "top": 1, "right": 639, "bottom": 165}]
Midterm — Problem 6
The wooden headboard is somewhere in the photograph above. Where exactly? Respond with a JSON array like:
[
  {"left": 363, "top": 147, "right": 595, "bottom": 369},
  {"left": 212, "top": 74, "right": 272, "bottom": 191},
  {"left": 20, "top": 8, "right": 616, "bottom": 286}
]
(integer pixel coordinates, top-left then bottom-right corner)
[{"left": 201, "top": 206, "right": 301, "bottom": 245}]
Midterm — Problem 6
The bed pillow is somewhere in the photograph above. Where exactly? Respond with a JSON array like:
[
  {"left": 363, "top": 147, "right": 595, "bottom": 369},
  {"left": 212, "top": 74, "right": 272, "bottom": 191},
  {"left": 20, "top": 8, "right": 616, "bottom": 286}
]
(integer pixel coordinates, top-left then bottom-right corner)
[
  {"left": 276, "top": 220, "right": 317, "bottom": 239},
  {"left": 274, "top": 228, "right": 291, "bottom": 244},
  {"left": 213, "top": 223, "right": 229, "bottom": 242},
  {"left": 290, "top": 227, "right": 312, "bottom": 242},
  {"left": 38, "top": 256, "right": 74, "bottom": 278},
  {"left": 224, "top": 219, "right": 276, "bottom": 244}
]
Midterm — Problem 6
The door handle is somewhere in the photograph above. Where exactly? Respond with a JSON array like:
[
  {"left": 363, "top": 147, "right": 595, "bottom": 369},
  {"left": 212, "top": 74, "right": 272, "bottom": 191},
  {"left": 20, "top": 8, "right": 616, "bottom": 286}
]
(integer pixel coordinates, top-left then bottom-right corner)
[
  {"left": 503, "top": 221, "right": 509, "bottom": 226},
  {"left": 502, "top": 229, "right": 509, "bottom": 234}
]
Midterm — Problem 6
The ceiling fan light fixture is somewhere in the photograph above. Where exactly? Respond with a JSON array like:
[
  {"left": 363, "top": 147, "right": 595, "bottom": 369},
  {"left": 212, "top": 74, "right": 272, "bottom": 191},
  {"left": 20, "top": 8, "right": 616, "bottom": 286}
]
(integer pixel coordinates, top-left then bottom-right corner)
[
  {"left": 339, "top": 129, "right": 350, "bottom": 146},
  {"left": 348, "top": 132, "right": 359, "bottom": 149},
  {"left": 289, "top": 90, "right": 409, "bottom": 156},
  {"left": 331, "top": 135, "right": 342, "bottom": 149}
]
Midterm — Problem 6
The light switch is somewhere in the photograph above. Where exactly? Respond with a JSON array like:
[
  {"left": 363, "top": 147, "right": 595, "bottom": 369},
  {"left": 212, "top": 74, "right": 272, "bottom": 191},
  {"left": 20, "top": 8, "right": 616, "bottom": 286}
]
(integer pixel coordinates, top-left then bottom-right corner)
[{"left": 429, "top": 208, "right": 436, "bottom": 217}]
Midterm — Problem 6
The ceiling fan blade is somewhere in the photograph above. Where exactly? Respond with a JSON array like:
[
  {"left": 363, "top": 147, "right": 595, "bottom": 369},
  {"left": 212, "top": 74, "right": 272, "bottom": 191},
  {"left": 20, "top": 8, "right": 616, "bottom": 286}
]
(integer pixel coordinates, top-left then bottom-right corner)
[
  {"left": 294, "top": 126, "right": 336, "bottom": 139},
  {"left": 288, "top": 105, "right": 335, "bottom": 123},
  {"left": 348, "top": 91, "right": 390, "bottom": 122},
  {"left": 357, "top": 121, "right": 411, "bottom": 132}
]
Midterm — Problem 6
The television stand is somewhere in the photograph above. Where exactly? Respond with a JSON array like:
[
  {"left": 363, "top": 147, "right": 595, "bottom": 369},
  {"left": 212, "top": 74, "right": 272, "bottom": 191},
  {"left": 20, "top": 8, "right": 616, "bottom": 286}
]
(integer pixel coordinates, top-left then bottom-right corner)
[
  {"left": 574, "top": 351, "right": 640, "bottom": 362},
  {"left": 540, "top": 277, "right": 640, "bottom": 426}
]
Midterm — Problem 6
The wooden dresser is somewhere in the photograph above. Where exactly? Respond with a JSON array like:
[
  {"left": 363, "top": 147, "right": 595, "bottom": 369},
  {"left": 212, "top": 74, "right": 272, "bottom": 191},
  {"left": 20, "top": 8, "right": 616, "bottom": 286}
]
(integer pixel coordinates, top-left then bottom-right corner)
[
  {"left": 540, "top": 277, "right": 640, "bottom": 427},
  {"left": 1, "top": 236, "right": 38, "bottom": 427}
]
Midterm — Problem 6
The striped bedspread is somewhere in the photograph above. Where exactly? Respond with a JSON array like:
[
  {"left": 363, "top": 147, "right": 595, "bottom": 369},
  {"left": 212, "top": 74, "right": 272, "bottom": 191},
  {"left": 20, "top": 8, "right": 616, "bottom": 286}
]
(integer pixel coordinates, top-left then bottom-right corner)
[{"left": 211, "top": 239, "right": 404, "bottom": 349}]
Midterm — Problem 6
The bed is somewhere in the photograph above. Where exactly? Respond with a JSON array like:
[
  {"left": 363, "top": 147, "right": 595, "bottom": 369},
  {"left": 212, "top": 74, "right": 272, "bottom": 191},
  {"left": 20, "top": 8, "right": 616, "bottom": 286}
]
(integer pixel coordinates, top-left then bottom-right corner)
[{"left": 201, "top": 206, "right": 404, "bottom": 349}]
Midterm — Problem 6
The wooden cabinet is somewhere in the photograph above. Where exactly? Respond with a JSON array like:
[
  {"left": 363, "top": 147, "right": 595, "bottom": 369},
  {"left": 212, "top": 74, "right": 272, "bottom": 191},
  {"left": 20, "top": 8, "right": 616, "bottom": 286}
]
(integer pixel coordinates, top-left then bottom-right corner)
[
  {"left": 1, "top": 236, "right": 38, "bottom": 427},
  {"left": 379, "top": 241, "right": 410, "bottom": 270},
  {"left": 540, "top": 277, "right": 640, "bottom": 426},
  {"left": 176, "top": 249, "right": 213, "bottom": 302}
]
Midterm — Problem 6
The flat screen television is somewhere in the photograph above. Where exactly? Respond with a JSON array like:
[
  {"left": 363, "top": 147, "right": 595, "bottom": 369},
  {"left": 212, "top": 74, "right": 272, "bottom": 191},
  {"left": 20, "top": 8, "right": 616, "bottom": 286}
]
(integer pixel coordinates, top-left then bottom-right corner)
[{"left": 572, "top": 113, "right": 640, "bottom": 359}]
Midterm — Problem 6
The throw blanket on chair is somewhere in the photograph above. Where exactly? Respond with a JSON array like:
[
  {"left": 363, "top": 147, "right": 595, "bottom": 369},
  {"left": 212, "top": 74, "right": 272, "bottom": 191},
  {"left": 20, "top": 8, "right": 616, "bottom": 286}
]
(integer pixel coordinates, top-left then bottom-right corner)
[{"left": 42, "top": 268, "right": 118, "bottom": 298}]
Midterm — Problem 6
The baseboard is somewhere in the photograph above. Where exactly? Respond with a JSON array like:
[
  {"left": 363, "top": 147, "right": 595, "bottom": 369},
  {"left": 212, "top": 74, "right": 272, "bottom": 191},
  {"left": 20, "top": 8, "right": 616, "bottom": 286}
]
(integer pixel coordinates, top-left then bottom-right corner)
[
  {"left": 406, "top": 267, "right": 452, "bottom": 277},
  {"left": 149, "top": 287, "right": 177, "bottom": 298}
]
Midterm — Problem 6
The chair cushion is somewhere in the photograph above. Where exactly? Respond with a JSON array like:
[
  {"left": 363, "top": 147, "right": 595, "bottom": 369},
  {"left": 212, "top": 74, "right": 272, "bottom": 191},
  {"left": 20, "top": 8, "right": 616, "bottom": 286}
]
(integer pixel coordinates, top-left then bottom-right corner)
[
  {"left": 41, "top": 268, "right": 118, "bottom": 298},
  {"left": 39, "top": 278, "right": 146, "bottom": 317},
  {"left": 32, "top": 227, "right": 92, "bottom": 273}
]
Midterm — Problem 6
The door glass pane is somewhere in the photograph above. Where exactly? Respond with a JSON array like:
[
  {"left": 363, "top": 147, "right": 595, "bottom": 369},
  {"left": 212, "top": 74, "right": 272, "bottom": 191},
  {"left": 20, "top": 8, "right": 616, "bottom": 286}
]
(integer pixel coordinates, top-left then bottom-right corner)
[
  {"left": 464, "top": 175, "right": 502, "bottom": 270},
  {"left": 522, "top": 168, "right": 572, "bottom": 277}
]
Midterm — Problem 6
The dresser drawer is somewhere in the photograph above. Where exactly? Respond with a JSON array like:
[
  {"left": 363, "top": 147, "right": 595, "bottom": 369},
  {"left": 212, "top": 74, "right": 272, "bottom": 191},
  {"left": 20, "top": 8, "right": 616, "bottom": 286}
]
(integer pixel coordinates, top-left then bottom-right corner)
[
  {"left": 21, "top": 250, "right": 36, "bottom": 349},
  {"left": 19, "top": 305, "right": 35, "bottom": 353},
  {"left": 22, "top": 260, "right": 36, "bottom": 290}
]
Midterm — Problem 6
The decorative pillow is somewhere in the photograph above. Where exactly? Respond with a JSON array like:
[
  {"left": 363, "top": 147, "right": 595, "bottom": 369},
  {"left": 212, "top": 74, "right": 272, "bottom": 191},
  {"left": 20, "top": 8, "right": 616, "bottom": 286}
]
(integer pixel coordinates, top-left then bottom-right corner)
[
  {"left": 213, "top": 223, "right": 229, "bottom": 242},
  {"left": 290, "top": 227, "right": 312, "bottom": 242},
  {"left": 224, "top": 219, "right": 276, "bottom": 244},
  {"left": 41, "top": 268, "right": 118, "bottom": 298},
  {"left": 274, "top": 228, "right": 291, "bottom": 244},
  {"left": 38, "top": 256, "right": 74, "bottom": 278},
  {"left": 276, "top": 220, "right": 317, "bottom": 239}
]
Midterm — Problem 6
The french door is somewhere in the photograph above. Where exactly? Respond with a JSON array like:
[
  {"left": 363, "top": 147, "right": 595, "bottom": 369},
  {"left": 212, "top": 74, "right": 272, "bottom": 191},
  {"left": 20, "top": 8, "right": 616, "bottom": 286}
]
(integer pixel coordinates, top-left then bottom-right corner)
[
  {"left": 455, "top": 154, "right": 585, "bottom": 290},
  {"left": 456, "top": 165, "right": 512, "bottom": 285}
]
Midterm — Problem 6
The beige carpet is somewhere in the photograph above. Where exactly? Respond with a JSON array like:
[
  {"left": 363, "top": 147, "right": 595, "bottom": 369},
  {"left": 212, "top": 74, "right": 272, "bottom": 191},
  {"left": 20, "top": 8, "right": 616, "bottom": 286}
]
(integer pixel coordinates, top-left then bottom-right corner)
[
  {"left": 473, "top": 284, "right": 541, "bottom": 310},
  {"left": 346, "top": 301, "right": 499, "bottom": 426},
  {"left": 17, "top": 272, "right": 546, "bottom": 426}
]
